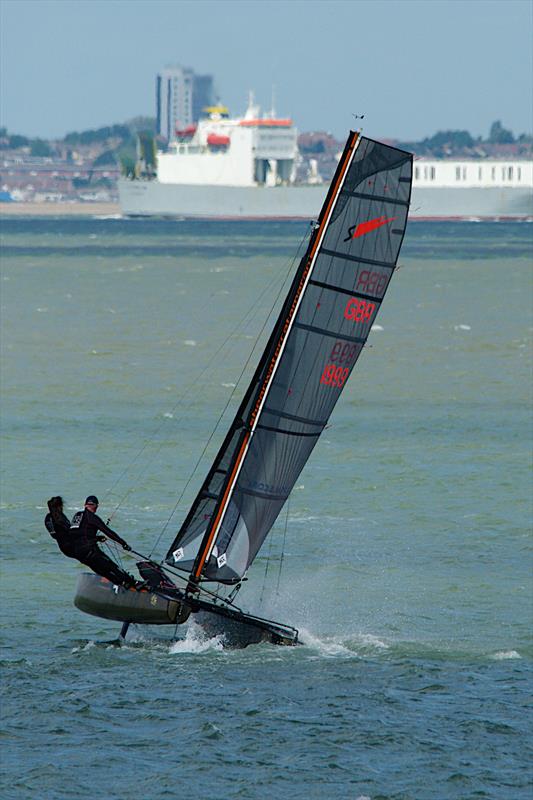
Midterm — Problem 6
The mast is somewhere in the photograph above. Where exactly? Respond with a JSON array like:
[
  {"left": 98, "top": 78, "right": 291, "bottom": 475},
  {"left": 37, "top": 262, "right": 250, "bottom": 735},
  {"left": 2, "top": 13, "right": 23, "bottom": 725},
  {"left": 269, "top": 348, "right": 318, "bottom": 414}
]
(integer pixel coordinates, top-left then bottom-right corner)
[{"left": 190, "top": 133, "right": 361, "bottom": 584}]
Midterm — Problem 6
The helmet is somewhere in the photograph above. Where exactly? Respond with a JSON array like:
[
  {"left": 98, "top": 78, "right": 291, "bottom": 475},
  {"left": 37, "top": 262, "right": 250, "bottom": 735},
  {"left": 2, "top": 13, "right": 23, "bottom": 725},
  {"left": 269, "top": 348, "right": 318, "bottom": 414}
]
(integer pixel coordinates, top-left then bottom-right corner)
[{"left": 85, "top": 495, "right": 99, "bottom": 506}]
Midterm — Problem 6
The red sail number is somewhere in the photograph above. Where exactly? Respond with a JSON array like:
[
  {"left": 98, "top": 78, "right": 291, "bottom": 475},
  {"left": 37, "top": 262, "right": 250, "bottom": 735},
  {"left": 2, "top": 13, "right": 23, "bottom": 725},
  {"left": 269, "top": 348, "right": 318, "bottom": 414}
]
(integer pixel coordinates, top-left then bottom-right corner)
[
  {"left": 320, "top": 364, "right": 349, "bottom": 388},
  {"left": 356, "top": 270, "right": 388, "bottom": 296},
  {"left": 344, "top": 297, "right": 375, "bottom": 323},
  {"left": 320, "top": 342, "right": 360, "bottom": 389},
  {"left": 330, "top": 341, "right": 358, "bottom": 366}
]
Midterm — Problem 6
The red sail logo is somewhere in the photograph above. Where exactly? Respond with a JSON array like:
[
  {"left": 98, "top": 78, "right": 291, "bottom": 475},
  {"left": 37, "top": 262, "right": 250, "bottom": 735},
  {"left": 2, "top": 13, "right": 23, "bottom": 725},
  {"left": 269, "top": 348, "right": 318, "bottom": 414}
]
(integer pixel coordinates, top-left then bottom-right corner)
[{"left": 344, "top": 216, "right": 396, "bottom": 242}]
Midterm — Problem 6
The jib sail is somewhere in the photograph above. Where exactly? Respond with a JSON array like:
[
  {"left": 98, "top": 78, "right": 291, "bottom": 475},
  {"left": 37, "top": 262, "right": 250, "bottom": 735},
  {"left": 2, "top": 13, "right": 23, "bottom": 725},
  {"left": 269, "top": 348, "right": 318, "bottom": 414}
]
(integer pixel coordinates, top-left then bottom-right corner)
[{"left": 165, "top": 133, "right": 412, "bottom": 583}]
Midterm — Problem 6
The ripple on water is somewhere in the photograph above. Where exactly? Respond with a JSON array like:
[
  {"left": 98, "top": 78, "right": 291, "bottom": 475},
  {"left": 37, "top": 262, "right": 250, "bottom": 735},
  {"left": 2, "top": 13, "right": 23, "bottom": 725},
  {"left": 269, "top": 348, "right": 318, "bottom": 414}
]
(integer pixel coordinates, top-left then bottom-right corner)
[
  {"left": 1, "top": 220, "right": 532, "bottom": 800},
  {"left": 491, "top": 650, "right": 522, "bottom": 660}
]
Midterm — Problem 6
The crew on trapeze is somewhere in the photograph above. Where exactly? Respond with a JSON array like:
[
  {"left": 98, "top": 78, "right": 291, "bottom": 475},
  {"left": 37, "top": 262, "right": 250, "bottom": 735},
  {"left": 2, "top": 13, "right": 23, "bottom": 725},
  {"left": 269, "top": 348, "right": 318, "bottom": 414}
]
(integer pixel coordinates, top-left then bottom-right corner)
[{"left": 45, "top": 495, "right": 138, "bottom": 589}]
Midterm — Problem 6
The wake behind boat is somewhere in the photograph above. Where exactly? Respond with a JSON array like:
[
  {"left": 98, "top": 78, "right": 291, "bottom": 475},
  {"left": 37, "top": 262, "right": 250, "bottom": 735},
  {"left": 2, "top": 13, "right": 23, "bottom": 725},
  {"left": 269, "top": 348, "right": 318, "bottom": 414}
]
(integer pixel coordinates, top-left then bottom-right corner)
[{"left": 74, "top": 131, "right": 413, "bottom": 646}]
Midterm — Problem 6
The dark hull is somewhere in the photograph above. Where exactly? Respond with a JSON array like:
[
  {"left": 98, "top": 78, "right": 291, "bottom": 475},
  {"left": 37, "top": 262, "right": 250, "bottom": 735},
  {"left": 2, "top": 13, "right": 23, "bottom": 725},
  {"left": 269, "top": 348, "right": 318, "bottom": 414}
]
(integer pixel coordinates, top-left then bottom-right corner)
[
  {"left": 74, "top": 573, "right": 298, "bottom": 647},
  {"left": 194, "top": 609, "right": 278, "bottom": 647},
  {"left": 192, "top": 603, "right": 298, "bottom": 647},
  {"left": 74, "top": 574, "right": 189, "bottom": 625}
]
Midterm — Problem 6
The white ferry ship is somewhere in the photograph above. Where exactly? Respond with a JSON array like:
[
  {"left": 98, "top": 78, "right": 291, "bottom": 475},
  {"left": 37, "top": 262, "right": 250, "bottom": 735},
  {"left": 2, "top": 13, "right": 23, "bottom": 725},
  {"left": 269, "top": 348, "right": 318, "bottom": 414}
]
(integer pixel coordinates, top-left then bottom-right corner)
[{"left": 118, "top": 102, "right": 533, "bottom": 220}]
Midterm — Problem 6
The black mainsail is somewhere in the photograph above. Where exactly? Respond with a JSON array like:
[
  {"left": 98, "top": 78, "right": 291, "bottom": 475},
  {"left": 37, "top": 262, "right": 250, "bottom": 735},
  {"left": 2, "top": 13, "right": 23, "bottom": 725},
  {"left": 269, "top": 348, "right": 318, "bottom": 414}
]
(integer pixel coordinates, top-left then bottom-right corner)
[{"left": 165, "top": 133, "right": 412, "bottom": 586}]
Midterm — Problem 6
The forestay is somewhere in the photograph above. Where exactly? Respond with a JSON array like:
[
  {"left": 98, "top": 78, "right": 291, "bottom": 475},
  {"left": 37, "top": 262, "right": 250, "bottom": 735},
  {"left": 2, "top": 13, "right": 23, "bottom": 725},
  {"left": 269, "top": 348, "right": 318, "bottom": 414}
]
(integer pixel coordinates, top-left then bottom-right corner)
[{"left": 165, "top": 133, "right": 412, "bottom": 584}]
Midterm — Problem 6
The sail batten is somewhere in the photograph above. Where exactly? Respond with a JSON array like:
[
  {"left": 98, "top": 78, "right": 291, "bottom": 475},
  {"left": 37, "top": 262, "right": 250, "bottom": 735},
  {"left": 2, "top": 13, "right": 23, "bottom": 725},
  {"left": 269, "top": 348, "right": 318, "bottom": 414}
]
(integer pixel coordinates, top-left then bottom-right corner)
[
  {"left": 165, "top": 133, "right": 412, "bottom": 584},
  {"left": 294, "top": 321, "right": 367, "bottom": 343},
  {"left": 240, "top": 486, "right": 288, "bottom": 501},
  {"left": 263, "top": 407, "right": 327, "bottom": 426},
  {"left": 320, "top": 248, "right": 396, "bottom": 269},
  {"left": 342, "top": 190, "right": 410, "bottom": 206},
  {"left": 256, "top": 424, "right": 322, "bottom": 438},
  {"left": 309, "top": 279, "right": 384, "bottom": 302}
]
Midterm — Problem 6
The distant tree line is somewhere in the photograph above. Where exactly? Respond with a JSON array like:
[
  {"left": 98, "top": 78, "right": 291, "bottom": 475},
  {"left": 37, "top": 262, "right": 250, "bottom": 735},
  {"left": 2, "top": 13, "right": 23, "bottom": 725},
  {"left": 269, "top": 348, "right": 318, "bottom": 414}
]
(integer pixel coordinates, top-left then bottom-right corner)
[
  {"left": 1, "top": 118, "right": 530, "bottom": 160},
  {"left": 0, "top": 118, "right": 158, "bottom": 179},
  {"left": 0, "top": 127, "right": 54, "bottom": 156},
  {"left": 63, "top": 117, "right": 156, "bottom": 145},
  {"left": 397, "top": 121, "right": 532, "bottom": 153},
  {"left": 299, "top": 121, "right": 532, "bottom": 155},
  {"left": 0, "top": 117, "right": 156, "bottom": 153},
  {"left": 63, "top": 124, "right": 131, "bottom": 145}
]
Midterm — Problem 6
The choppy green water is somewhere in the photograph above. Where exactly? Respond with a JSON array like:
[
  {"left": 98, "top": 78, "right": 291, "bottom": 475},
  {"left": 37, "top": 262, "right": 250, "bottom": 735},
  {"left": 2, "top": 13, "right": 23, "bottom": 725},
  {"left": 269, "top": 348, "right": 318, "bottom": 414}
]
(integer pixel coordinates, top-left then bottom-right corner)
[{"left": 1, "top": 218, "right": 532, "bottom": 799}]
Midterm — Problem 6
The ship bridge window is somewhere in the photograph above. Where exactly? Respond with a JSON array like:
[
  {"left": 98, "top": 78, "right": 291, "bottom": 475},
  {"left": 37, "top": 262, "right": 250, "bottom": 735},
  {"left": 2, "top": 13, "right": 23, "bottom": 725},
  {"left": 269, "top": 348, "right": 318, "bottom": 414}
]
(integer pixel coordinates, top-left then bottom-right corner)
[
  {"left": 501, "top": 167, "right": 506, "bottom": 181},
  {"left": 424, "top": 166, "right": 428, "bottom": 179},
  {"left": 430, "top": 166, "right": 435, "bottom": 180},
  {"left": 415, "top": 166, "right": 420, "bottom": 180},
  {"left": 508, "top": 166, "right": 513, "bottom": 180},
  {"left": 517, "top": 167, "right": 521, "bottom": 181},
  {"left": 456, "top": 166, "right": 461, "bottom": 180},
  {"left": 492, "top": 167, "right": 496, "bottom": 180},
  {"left": 462, "top": 166, "right": 467, "bottom": 180},
  {"left": 478, "top": 167, "right": 483, "bottom": 180}
]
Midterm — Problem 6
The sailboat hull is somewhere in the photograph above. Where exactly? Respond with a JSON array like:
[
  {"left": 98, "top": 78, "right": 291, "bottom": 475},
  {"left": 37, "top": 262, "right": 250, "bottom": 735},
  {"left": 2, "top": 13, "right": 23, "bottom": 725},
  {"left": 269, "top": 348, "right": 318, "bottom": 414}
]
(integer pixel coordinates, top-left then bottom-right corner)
[
  {"left": 192, "top": 604, "right": 298, "bottom": 647},
  {"left": 74, "top": 573, "right": 298, "bottom": 647},
  {"left": 191, "top": 610, "right": 290, "bottom": 647},
  {"left": 74, "top": 573, "right": 190, "bottom": 625}
]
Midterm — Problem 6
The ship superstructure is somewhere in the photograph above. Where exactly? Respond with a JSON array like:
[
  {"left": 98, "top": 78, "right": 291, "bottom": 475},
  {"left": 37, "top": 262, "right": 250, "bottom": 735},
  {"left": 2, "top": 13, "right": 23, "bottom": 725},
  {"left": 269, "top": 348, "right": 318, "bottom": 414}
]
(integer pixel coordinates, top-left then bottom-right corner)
[{"left": 157, "top": 99, "right": 298, "bottom": 188}]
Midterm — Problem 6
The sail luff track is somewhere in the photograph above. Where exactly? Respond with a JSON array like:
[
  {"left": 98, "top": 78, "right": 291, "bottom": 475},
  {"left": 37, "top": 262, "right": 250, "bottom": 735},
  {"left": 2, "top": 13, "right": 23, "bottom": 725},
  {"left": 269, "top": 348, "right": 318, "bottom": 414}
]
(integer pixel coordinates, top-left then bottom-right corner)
[{"left": 190, "top": 131, "right": 361, "bottom": 581}]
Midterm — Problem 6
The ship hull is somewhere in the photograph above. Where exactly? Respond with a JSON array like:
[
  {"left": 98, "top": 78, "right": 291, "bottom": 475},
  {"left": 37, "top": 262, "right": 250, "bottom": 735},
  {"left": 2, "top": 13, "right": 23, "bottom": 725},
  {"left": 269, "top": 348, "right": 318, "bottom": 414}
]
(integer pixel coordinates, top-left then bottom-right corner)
[{"left": 118, "top": 179, "right": 533, "bottom": 220}]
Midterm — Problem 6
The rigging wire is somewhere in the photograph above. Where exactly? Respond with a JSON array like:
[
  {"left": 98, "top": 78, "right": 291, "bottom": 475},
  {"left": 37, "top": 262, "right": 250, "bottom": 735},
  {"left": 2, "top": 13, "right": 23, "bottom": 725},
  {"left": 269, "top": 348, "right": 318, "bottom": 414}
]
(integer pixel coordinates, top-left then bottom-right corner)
[
  {"left": 103, "top": 226, "right": 309, "bottom": 532},
  {"left": 136, "top": 553, "right": 250, "bottom": 611},
  {"left": 276, "top": 494, "right": 290, "bottom": 597},
  {"left": 227, "top": 581, "right": 243, "bottom": 604},
  {"left": 258, "top": 493, "right": 290, "bottom": 607},
  {"left": 103, "top": 539, "right": 124, "bottom": 568},
  {"left": 149, "top": 225, "right": 312, "bottom": 559},
  {"left": 107, "top": 523, "right": 291, "bottom": 627},
  {"left": 102, "top": 284, "right": 232, "bottom": 519},
  {"left": 259, "top": 528, "right": 275, "bottom": 608}
]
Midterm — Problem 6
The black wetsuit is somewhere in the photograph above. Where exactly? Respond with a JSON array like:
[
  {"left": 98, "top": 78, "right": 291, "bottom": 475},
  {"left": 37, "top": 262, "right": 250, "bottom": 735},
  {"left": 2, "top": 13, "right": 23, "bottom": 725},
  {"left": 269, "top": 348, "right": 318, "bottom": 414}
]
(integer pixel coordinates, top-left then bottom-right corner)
[
  {"left": 45, "top": 511, "right": 76, "bottom": 557},
  {"left": 65, "top": 509, "right": 134, "bottom": 588}
]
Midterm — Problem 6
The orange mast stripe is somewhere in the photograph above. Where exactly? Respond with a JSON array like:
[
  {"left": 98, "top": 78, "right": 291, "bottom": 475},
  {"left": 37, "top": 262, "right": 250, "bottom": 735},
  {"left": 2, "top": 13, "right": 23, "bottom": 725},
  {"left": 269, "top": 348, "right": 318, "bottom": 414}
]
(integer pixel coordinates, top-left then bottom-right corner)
[
  {"left": 193, "top": 432, "right": 250, "bottom": 579},
  {"left": 192, "top": 131, "right": 359, "bottom": 581}
]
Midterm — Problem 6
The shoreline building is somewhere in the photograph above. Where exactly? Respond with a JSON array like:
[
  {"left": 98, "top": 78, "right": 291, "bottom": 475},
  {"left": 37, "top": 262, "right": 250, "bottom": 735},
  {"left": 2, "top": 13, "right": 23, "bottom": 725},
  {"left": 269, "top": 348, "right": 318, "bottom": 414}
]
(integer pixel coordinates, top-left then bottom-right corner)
[{"left": 156, "top": 65, "right": 214, "bottom": 141}]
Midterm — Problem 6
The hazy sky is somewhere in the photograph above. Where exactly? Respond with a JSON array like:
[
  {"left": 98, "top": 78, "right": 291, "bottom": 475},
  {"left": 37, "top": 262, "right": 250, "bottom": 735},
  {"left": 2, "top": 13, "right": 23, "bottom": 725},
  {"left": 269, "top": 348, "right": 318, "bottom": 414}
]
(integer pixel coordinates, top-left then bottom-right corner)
[{"left": 1, "top": 0, "right": 531, "bottom": 141}]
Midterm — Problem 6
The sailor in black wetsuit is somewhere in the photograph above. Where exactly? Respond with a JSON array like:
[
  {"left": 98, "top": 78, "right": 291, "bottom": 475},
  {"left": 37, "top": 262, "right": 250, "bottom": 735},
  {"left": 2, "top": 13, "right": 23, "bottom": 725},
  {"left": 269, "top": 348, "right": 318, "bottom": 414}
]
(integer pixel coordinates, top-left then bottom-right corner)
[
  {"left": 45, "top": 496, "right": 76, "bottom": 557},
  {"left": 47, "top": 495, "right": 136, "bottom": 588},
  {"left": 68, "top": 495, "right": 137, "bottom": 588}
]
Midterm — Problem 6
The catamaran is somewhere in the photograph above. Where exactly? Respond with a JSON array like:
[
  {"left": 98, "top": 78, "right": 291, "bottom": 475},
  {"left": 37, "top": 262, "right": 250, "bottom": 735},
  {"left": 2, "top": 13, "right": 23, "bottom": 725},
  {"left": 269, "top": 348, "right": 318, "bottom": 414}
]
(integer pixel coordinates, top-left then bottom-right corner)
[{"left": 75, "top": 131, "right": 413, "bottom": 647}]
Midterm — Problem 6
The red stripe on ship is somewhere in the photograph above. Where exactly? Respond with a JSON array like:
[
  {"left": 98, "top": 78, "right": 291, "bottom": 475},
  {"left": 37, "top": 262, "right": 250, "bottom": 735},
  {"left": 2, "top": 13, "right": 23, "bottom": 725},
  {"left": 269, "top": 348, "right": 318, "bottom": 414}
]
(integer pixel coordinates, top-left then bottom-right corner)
[{"left": 352, "top": 216, "right": 396, "bottom": 238}]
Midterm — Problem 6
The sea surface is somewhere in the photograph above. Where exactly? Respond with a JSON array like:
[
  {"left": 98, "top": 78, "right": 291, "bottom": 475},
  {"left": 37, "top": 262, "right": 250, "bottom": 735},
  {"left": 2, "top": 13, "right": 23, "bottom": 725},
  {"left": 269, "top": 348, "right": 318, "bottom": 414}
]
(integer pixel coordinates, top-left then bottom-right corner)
[{"left": 1, "top": 217, "right": 532, "bottom": 800}]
